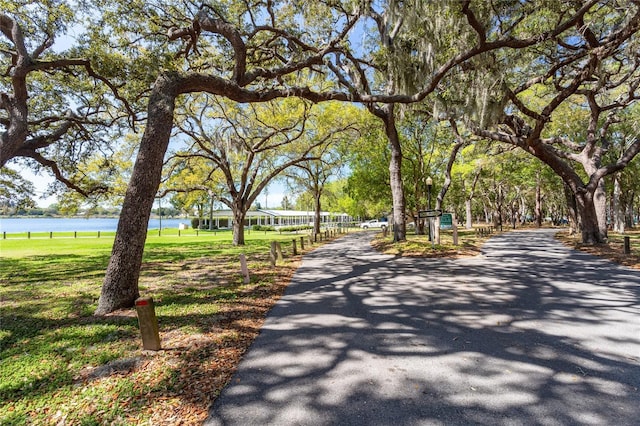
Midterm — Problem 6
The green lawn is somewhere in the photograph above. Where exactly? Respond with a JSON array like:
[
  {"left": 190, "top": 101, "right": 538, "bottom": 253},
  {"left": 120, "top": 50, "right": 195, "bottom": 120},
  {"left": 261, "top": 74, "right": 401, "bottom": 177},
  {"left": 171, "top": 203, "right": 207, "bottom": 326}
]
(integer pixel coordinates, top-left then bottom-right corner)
[
  {"left": 0, "top": 228, "right": 329, "bottom": 425},
  {"left": 6, "top": 224, "right": 632, "bottom": 424}
]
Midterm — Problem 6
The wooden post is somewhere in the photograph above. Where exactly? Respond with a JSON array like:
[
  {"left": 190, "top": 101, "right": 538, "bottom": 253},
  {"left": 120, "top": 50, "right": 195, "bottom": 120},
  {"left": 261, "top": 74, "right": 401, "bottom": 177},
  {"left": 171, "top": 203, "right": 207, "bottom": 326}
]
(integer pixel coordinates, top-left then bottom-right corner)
[
  {"left": 292, "top": 239, "right": 298, "bottom": 255},
  {"left": 275, "top": 241, "right": 284, "bottom": 263},
  {"left": 98, "top": 231, "right": 101, "bottom": 238},
  {"left": 624, "top": 236, "right": 631, "bottom": 255},
  {"left": 74, "top": 231, "right": 77, "bottom": 238},
  {"left": 300, "top": 236, "right": 305, "bottom": 250},
  {"left": 50, "top": 231, "right": 53, "bottom": 239},
  {"left": 239, "top": 254, "right": 250, "bottom": 283},
  {"left": 135, "top": 297, "right": 161, "bottom": 351},
  {"left": 269, "top": 241, "right": 277, "bottom": 266}
]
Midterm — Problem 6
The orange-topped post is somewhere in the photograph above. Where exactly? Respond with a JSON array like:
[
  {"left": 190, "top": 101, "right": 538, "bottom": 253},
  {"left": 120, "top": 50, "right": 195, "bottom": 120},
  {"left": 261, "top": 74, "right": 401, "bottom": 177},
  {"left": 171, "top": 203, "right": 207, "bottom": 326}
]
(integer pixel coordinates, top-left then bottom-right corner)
[{"left": 135, "top": 297, "right": 161, "bottom": 351}]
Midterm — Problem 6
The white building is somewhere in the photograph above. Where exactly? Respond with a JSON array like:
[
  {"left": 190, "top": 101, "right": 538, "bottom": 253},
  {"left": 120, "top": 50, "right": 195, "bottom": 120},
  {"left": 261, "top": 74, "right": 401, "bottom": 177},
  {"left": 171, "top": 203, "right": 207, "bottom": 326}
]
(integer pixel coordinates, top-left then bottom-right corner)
[{"left": 202, "top": 209, "right": 353, "bottom": 229}]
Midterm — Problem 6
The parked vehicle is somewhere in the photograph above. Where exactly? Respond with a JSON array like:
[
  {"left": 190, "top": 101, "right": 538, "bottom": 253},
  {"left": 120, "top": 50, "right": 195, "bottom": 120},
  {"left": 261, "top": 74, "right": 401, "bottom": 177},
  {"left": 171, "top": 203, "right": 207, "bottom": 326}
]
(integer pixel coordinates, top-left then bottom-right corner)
[{"left": 360, "top": 219, "right": 388, "bottom": 229}]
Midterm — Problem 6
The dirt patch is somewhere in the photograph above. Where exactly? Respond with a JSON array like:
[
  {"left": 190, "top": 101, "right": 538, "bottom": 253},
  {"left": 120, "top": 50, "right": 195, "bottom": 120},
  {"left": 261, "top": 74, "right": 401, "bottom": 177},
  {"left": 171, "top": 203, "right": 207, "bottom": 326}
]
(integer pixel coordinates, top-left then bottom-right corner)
[{"left": 555, "top": 231, "right": 640, "bottom": 270}]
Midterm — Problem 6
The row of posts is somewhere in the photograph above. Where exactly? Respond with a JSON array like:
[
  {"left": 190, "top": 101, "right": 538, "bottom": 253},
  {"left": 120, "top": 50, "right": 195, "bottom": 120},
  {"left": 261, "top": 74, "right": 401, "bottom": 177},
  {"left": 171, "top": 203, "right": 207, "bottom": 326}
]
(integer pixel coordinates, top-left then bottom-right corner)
[
  {"left": 3, "top": 231, "right": 101, "bottom": 239},
  {"left": 4, "top": 226, "right": 351, "bottom": 239},
  {"left": 475, "top": 226, "right": 495, "bottom": 237},
  {"left": 133, "top": 228, "right": 344, "bottom": 352},
  {"left": 268, "top": 228, "right": 343, "bottom": 267}
]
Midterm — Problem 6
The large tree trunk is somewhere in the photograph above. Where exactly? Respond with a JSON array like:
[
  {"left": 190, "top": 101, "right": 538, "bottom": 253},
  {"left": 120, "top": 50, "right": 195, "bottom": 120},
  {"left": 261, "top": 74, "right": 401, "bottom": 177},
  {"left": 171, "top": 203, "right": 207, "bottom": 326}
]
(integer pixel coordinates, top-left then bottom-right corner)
[
  {"left": 625, "top": 191, "right": 635, "bottom": 229},
  {"left": 209, "top": 193, "right": 215, "bottom": 231},
  {"left": 576, "top": 190, "right": 605, "bottom": 244},
  {"left": 564, "top": 184, "right": 579, "bottom": 235},
  {"left": 314, "top": 194, "right": 322, "bottom": 235},
  {"left": 613, "top": 174, "right": 625, "bottom": 233},
  {"left": 232, "top": 207, "right": 246, "bottom": 246},
  {"left": 96, "top": 75, "right": 178, "bottom": 315},
  {"left": 594, "top": 179, "right": 608, "bottom": 239},
  {"left": 465, "top": 199, "right": 473, "bottom": 229},
  {"left": 376, "top": 104, "right": 406, "bottom": 242},
  {"left": 535, "top": 175, "right": 542, "bottom": 228}
]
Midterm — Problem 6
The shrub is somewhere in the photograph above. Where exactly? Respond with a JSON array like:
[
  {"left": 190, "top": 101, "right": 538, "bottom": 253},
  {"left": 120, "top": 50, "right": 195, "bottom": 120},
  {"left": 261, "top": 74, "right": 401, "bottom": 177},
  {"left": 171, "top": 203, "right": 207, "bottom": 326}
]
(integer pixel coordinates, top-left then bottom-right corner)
[
  {"left": 252, "top": 225, "right": 276, "bottom": 231},
  {"left": 279, "top": 225, "right": 313, "bottom": 232}
]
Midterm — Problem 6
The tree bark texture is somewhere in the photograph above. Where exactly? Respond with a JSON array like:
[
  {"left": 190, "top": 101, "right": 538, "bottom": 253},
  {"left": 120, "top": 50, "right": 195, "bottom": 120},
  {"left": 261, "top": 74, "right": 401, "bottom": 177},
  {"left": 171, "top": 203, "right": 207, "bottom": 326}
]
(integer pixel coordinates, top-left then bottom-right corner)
[
  {"left": 613, "top": 174, "right": 625, "bottom": 233},
  {"left": 576, "top": 190, "right": 603, "bottom": 244},
  {"left": 564, "top": 184, "right": 579, "bottom": 235},
  {"left": 535, "top": 175, "right": 542, "bottom": 228},
  {"left": 96, "top": 75, "right": 178, "bottom": 315},
  {"left": 232, "top": 208, "right": 247, "bottom": 246},
  {"left": 465, "top": 199, "right": 473, "bottom": 229},
  {"left": 314, "top": 194, "right": 322, "bottom": 235},
  {"left": 594, "top": 178, "right": 608, "bottom": 239},
  {"left": 379, "top": 105, "right": 406, "bottom": 242}
]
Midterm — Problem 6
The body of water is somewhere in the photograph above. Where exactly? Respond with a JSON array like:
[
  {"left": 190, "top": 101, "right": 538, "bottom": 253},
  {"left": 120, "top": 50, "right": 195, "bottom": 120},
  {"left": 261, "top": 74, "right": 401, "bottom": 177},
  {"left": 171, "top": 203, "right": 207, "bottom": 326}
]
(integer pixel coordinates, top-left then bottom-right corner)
[{"left": 0, "top": 217, "right": 189, "bottom": 233}]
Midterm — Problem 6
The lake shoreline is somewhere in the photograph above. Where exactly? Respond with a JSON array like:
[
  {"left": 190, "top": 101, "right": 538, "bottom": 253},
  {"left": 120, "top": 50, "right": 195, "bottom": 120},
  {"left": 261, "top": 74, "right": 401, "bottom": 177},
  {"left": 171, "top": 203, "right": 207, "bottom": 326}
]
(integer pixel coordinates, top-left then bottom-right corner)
[{"left": 0, "top": 217, "right": 190, "bottom": 233}]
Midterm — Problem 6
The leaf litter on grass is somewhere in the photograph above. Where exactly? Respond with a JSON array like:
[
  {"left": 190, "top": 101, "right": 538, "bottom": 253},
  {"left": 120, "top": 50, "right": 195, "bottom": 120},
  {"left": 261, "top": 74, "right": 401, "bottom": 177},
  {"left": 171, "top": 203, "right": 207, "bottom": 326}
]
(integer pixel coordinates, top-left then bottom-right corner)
[{"left": 1, "top": 243, "right": 300, "bottom": 425}]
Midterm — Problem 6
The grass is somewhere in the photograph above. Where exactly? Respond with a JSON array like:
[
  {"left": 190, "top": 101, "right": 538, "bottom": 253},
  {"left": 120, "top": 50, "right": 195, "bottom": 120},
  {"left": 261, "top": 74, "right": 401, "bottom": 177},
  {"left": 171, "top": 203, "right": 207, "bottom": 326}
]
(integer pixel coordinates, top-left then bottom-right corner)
[
  {"left": 3, "top": 224, "right": 637, "bottom": 425},
  {"left": 374, "top": 225, "right": 640, "bottom": 271},
  {"left": 0, "top": 228, "right": 337, "bottom": 425},
  {"left": 372, "top": 227, "right": 490, "bottom": 258}
]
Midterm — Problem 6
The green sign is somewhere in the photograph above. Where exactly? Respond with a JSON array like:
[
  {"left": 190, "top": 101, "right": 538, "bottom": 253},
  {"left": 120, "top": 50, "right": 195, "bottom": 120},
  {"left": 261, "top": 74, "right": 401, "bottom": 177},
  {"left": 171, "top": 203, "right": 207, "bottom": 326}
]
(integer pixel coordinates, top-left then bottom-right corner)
[{"left": 440, "top": 213, "right": 453, "bottom": 229}]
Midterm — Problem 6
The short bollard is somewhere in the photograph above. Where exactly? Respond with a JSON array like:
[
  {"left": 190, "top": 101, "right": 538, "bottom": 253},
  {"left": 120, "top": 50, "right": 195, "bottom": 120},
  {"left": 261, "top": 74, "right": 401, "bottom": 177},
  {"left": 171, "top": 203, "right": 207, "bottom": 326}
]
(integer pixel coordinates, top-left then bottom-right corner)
[
  {"left": 624, "top": 236, "right": 631, "bottom": 255},
  {"left": 239, "top": 254, "right": 250, "bottom": 283},
  {"left": 292, "top": 239, "right": 298, "bottom": 255},
  {"left": 269, "top": 241, "right": 277, "bottom": 266},
  {"left": 135, "top": 297, "right": 161, "bottom": 351}
]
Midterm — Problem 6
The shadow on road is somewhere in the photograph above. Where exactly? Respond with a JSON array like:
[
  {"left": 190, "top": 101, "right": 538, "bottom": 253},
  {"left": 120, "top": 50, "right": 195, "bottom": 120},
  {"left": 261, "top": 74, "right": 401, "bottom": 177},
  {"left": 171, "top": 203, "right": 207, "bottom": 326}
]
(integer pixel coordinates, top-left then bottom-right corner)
[{"left": 207, "top": 230, "right": 640, "bottom": 425}]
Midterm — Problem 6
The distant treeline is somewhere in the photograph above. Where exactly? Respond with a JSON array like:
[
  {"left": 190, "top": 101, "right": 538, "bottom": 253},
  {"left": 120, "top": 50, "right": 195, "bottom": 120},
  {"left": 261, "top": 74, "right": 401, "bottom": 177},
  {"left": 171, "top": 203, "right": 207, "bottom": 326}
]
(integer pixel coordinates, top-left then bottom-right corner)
[
  {"left": 1, "top": 206, "right": 119, "bottom": 217},
  {"left": 1, "top": 206, "right": 185, "bottom": 218}
]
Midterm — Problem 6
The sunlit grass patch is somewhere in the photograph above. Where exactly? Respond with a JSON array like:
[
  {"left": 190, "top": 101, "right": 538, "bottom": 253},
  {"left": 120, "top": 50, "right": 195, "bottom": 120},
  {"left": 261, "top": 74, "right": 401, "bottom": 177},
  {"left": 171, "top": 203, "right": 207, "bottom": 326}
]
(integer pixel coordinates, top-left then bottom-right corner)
[
  {"left": 372, "top": 227, "right": 487, "bottom": 258},
  {"left": 0, "top": 228, "right": 333, "bottom": 424}
]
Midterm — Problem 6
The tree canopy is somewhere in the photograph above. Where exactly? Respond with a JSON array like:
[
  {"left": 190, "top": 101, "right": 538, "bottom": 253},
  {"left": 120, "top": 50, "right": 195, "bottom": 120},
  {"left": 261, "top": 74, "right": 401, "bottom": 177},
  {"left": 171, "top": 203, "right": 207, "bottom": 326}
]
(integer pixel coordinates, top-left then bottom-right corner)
[{"left": 3, "top": 1, "right": 640, "bottom": 315}]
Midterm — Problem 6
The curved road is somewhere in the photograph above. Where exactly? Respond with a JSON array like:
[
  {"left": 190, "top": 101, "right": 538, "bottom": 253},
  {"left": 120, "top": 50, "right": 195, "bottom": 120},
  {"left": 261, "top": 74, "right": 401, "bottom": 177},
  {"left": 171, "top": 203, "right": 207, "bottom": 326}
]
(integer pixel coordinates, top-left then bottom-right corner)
[{"left": 206, "top": 229, "right": 640, "bottom": 425}]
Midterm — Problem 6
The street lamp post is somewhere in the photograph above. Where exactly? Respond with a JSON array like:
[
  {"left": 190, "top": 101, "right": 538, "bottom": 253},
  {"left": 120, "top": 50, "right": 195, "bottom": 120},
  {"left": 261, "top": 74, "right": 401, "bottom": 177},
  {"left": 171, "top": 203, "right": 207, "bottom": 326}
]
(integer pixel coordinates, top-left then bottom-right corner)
[{"left": 426, "top": 177, "right": 433, "bottom": 241}]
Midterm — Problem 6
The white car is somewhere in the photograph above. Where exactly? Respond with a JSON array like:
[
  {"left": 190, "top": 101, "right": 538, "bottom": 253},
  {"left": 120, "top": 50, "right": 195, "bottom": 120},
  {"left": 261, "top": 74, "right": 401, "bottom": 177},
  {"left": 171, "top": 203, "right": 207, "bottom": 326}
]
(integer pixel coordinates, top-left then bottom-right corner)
[{"left": 360, "top": 219, "right": 389, "bottom": 229}]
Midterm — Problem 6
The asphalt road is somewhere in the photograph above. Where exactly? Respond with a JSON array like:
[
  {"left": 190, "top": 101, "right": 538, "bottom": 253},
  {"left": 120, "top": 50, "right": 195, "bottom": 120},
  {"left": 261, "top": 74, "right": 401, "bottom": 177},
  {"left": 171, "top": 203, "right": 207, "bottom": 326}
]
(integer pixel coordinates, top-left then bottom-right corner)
[{"left": 206, "top": 229, "right": 640, "bottom": 425}]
